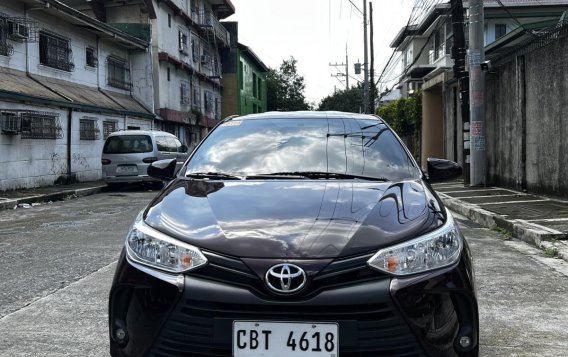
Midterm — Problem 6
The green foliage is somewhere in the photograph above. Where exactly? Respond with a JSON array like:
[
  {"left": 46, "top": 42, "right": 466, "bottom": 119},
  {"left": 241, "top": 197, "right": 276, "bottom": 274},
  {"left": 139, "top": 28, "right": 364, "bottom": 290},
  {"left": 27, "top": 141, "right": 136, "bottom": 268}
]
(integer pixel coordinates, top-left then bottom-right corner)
[
  {"left": 544, "top": 245, "right": 558, "bottom": 258},
  {"left": 266, "top": 57, "right": 310, "bottom": 111},
  {"left": 317, "top": 84, "right": 363, "bottom": 113},
  {"left": 376, "top": 91, "right": 422, "bottom": 158}
]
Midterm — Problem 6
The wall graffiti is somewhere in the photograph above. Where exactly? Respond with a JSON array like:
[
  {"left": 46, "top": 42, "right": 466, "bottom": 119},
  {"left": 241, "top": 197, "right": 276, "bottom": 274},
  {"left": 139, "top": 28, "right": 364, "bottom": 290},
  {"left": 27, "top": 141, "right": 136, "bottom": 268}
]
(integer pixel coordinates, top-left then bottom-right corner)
[
  {"left": 72, "top": 153, "right": 89, "bottom": 170},
  {"left": 49, "top": 152, "right": 67, "bottom": 175}
]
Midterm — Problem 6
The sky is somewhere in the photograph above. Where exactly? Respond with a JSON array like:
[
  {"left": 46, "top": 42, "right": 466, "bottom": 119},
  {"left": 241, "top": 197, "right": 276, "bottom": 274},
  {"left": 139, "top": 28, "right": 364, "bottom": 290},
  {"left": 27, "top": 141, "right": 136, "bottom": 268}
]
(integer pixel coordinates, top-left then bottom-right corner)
[{"left": 225, "top": 0, "right": 415, "bottom": 105}]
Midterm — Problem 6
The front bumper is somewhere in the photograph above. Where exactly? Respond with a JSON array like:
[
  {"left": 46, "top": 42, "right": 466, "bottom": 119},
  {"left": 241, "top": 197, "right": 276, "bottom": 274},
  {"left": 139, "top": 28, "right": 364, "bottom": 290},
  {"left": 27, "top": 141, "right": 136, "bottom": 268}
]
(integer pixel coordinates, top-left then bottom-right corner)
[{"left": 109, "top": 250, "right": 478, "bottom": 357}]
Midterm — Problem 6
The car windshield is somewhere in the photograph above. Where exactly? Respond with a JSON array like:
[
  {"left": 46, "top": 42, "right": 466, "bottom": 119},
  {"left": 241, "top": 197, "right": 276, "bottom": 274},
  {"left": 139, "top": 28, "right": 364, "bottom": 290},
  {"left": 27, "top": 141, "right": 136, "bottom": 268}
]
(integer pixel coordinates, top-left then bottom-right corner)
[
  {"left": 184, "top": 118, "right": 420, "bottom": 182},
  {"left": 103, "top": 135, "right": 152, "bottom": 154}
]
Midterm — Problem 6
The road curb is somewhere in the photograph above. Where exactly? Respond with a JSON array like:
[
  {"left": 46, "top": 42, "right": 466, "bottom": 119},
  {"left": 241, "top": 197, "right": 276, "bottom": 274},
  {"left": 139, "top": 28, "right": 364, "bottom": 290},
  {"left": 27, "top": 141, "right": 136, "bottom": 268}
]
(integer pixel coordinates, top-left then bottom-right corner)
[
  {"left": 441, "top": 195, "right": 568, "bottom": 263},
  {"left": 0, "top": 186, "right": 106, "bottom": 212}
]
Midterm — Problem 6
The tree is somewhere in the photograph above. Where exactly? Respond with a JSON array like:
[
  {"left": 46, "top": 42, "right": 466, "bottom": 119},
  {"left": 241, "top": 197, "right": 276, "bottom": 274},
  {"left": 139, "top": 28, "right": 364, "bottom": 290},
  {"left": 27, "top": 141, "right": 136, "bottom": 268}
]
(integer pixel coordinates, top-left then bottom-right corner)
[
  {"left": 317, "top": 84, "right": 363, "bottom": 112},
  {"left": 266, "top": 57, "right": 310, "bottom": 111},
  {"left": 376, "top": 91, "right": 422, "bottom": 160}
]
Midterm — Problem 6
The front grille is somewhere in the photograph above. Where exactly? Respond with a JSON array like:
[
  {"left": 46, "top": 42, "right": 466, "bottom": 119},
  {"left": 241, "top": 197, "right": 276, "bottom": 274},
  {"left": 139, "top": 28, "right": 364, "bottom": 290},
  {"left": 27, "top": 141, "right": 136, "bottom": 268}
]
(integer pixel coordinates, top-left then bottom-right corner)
[{"left": 148, "top": 294, "right": 425, "bottom": 357}]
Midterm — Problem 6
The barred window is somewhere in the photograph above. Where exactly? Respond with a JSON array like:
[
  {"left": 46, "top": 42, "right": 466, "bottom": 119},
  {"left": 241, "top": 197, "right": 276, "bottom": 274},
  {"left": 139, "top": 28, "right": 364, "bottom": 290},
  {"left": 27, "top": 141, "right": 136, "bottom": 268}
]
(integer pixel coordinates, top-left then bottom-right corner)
[
  {"left": 39, "top": 32, "right": 74, "bottom": 71},
  {"left": 21, "top": 111, "right": 60, "bottom": 139},
  {"left": 86, "top": 47, "right": 97, "bottom": 67},
  {"left": 1, "top": 112, "right": 20, "bottom": 134},
  {"left": 80, "top": 118, "right": 100, "bottom": 140},
  {"left": 103, "top": 121, "right": 117, "bottom": 139},
  {"left": 181, "top": 81, "right": 190, "bottom": 105},
  {"left": 107, "top": 56, "right": 132, "bottom": 90},
  {"left": 192, "top": 86, "right": 201, "bottom": 109}
]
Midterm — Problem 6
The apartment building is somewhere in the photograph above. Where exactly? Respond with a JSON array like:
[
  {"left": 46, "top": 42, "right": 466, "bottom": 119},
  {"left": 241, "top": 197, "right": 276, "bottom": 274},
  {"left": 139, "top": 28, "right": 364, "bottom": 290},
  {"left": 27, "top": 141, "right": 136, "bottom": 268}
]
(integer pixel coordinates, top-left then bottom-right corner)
[
  {"left": 63, "top": 0, "right": 234, "bottom": 150},
  {"left": 390, "top": 0, "right": 568, "bottom": 168},
  {"left": 0, "top": 0, "right": 154, "bottom": 191}
]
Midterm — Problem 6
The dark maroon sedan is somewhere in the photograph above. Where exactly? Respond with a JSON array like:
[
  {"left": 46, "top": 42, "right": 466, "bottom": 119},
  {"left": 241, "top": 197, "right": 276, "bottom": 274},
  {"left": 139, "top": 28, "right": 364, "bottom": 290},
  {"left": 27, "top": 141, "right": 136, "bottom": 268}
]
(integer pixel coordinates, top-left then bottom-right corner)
[{"left": 109, "top": 112, "right": 478, "bottom": 357}]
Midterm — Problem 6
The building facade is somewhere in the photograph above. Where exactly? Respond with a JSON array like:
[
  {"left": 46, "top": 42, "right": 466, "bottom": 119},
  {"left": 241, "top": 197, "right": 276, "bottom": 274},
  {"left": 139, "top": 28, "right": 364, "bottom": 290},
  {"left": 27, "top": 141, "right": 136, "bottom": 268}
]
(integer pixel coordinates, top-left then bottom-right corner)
[
  {"left": 0, "top": 0, "right": 154, "bottom": 191},
  {"left": 390, "top": 0, "right": 568, "bottom": 169},
  {"left": 221, "top": 22, "right": 268, "bottom": 117},
  {"left": 63, "top": 0, "right": 235, "bottom": 151}
]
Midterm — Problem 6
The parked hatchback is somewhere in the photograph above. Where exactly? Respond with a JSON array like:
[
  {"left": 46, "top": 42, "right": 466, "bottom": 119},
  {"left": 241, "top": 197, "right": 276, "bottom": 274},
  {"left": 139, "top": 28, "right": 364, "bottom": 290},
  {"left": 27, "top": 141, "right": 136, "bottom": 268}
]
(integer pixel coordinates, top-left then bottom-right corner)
[
  {"left": 101, "top": 130, "right": 189, "bottom": 187},
  {"left": 109, "top": 112, "right": 478, "bottom": 357}
]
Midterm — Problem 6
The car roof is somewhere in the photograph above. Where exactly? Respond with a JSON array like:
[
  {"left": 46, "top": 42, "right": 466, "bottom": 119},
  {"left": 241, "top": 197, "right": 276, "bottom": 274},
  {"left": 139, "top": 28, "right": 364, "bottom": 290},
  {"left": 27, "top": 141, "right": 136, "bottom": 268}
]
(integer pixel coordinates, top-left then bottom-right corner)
[
  {"left": 107, "top": 130, "right": 176, "bottom": 137},
  {"left": 228, "top": 111, "right": 385, "bottom": 122}
]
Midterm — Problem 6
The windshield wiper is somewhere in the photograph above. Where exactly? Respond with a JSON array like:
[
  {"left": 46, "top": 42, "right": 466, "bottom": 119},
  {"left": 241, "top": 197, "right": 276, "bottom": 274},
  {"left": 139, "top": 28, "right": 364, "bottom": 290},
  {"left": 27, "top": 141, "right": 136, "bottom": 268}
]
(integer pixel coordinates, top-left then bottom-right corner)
[
  {"left": 185, "top": 172, "right": 242, "bottom": 180},
  {"left": 254, "top": 171, "right": 389, "bottom": 181}
]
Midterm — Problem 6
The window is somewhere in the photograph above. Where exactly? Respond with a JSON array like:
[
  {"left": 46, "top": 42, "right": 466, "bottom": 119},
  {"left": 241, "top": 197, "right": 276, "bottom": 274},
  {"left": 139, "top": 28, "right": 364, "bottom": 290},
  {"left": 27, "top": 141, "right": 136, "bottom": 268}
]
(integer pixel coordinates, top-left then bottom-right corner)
[
  {"left": 39, "top": 32, "right": 74, "bottom": 71},
  {"left": 495, "top": 24, "right": 507, "bottom": 39},
  {"left": 20, "top": 111, "right": 60, "bottom": 139},
  {"left": 80, "top": 118, "right": 100, "bottom": 140},
  {"left": 127, "top": 126, "right": 140, "bottom": 130},
  {"left": 204, "top": 91, "right": 212, "bottom": 114},
  {"left": 103, "top": 135, "right": 152, "bottom": 154},
  {"left": 239, "top": 61, "right": 244, "bottom": 90},
  {"left": 167, "top": 67, "right": 171, "bottom": 81},
  {"left": 0, "top": 18, "right": 13, "bottom": 57},
  {"left": 1, "top": 112, "right": 20, "bottom": 134},
  {"left": 168, "top": 13, "right": 172, "bottom": 28},
  {"left": 191, "top": 38, "right": 198, "bottom": 62},
  {"left": 86, "top": 47, "right": 97, "bottom": 67},
  {"left": 257, "top": 77, "right": 262, "bottom": 100},
  {"left": 102, "top": 121, "right": 117, "bottom": 139},
  {"left": 107, "top": 56, "right": 132, "bottom": 90},
  {"left": 192, "top": 86, "right": 201, "bottom": 109},
  {"left": 181, "top": 81, "right": 190, "bottom": 105},
  {"left": 214, "top": 96, "right": 219, "bottom": 119},
  {"left": 179, "top": 31, "right": 188, "bottom": 53},
  {"left": 253, "top": 72, "right": 257, "bottom": 98}
]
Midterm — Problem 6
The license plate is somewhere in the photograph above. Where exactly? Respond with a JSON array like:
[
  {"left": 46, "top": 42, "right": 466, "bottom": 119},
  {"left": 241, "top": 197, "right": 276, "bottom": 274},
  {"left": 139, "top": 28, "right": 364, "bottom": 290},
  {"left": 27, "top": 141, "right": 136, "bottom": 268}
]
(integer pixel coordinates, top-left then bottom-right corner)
[
  {"left": 116, "top": 165, "right": 138, "bottom": 175},
  {"left": 233, "top": 321, "right": 338, "bottom": 357}
]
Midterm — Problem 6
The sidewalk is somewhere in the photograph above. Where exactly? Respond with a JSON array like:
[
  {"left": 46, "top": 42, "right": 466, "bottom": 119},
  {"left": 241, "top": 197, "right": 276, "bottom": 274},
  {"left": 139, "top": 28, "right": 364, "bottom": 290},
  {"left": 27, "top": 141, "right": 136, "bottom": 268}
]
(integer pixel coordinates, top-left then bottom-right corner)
[
  {"left": 433, "top": 181, "right": 568, "bottom": 262},
  {"left": 0, "top": 181, "right": 106, "bottom": 211}
]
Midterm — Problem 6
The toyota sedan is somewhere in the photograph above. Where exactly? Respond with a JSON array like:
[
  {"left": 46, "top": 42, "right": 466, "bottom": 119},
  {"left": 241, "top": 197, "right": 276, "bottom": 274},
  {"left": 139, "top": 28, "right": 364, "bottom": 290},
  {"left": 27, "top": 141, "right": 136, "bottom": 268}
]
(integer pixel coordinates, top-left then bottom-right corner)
[{"left": 109, "top": 111, "right": 478, "bottom": 357}]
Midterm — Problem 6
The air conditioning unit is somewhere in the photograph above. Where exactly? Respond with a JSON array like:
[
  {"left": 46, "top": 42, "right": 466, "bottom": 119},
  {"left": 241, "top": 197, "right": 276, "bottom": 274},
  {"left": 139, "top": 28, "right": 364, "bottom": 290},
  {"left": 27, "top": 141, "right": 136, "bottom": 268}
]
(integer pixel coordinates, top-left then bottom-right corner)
[
  {"left": 7, "top": 21, "right": 29, "bottom": 41},
  {"left": 200, "top": 54, "right": 210, "bottom": 64}
]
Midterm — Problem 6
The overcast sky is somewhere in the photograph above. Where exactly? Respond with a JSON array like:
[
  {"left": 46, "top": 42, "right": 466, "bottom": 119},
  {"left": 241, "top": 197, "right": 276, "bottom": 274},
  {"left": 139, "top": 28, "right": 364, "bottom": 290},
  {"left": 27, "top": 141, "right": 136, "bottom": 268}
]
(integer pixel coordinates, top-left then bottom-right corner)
[{"left": 225, "top": 0, "right": 415, "bottom": 105}]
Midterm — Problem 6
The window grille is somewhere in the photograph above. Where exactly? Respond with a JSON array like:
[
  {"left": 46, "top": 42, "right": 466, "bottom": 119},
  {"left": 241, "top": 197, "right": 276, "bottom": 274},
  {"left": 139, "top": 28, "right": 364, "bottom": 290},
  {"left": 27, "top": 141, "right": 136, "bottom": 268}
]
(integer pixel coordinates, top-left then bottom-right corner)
[
  {"left": 204, "top": 91, "right": 214, "bottom": 115},
  {"left": 107, "top": 56, "right": 132, "bottom": 90},
  {"left": 0, "top": 112, "right": 20, "bottom": 134},
  {"left": 39, "top": 32, "right": 74, "bottom": 71},
  {"left": 179, "top": 31, "right": 188, "bottom": 54},
  {"left": 0, "top": 17, "right": 14, "bottom": 56},
  {"left": 86, "top": 47, "right": 97, "bottom": 67},
  {"left": 102, "top": 121, "right": 117, "bottom": 139},
  {"left": 181, "top": 81, "right": 190, "bottom": 105},
  {"left": 192, "top": 86, "right": 201, "bottom": 109},
  {"left": 20, "top": 111, "right": 62, "bottom": 139},
  {"left": 191, "top": 38, "right": 198, "bottom": 62},
  {"left": 80, "top": 118, "right": 100, "bottom": 140}
]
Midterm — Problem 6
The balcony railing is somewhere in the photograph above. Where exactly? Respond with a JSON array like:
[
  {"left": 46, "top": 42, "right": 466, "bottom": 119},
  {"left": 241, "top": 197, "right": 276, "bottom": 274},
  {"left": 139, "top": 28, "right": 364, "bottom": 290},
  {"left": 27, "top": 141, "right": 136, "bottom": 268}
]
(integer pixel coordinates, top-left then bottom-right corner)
[{"left": 198, "top": 11, "right": 230, "bottom": 47}]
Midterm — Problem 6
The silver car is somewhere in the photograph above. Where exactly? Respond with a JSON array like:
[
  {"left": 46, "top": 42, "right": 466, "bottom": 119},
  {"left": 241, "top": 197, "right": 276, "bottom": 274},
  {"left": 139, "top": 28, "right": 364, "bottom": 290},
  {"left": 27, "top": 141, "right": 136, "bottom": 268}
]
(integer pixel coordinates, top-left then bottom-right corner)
[{"left": 101, "top": 130, "right": 189, "bottom": 186}]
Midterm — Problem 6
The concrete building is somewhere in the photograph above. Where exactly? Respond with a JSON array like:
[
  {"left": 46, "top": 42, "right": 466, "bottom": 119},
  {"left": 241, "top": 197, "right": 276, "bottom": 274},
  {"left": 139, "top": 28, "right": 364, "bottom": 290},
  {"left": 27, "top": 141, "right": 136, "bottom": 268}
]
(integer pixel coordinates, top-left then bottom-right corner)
[
  {"left": 220, "top": 22, "right": 268, "bottom": 117},
  {"left": 0, "top": 0, "right": 154, "bottom": 191},
  {"left": 390, "top": 0, "right": 568, "bottom": 169},
  {"left": 61, "top": 0, "right": 235, "bottom": 150}
]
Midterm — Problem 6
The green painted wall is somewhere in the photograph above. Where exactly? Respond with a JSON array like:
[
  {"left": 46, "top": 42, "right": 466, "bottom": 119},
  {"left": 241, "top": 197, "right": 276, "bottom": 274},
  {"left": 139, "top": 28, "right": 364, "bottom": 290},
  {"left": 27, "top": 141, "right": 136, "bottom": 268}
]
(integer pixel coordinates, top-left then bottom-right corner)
[{"left": 238, "top": 49, "right": 267, "bottom": 115}]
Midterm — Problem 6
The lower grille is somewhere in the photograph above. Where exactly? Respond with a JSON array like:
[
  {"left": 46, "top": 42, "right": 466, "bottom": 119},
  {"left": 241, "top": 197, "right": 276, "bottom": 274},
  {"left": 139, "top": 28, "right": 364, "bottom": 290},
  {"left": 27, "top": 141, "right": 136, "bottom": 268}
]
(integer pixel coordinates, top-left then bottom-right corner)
[{"left": 148, "top": 284, "right": 425, "bottom": 357}]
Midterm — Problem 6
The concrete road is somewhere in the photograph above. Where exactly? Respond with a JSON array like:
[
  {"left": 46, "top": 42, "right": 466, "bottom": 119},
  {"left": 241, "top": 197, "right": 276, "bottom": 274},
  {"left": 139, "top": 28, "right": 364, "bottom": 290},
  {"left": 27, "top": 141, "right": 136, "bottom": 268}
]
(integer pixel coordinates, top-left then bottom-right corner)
[{"left": 0, "top": 191, "right": 567, "bottom": 356}]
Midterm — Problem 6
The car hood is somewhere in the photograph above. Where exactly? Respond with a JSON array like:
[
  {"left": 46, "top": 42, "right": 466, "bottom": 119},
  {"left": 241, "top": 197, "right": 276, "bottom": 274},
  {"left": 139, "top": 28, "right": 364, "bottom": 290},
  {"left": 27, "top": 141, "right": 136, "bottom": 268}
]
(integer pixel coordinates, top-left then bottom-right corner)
[{"left": 143, "top": 179, "right": 444, "bottom": 259}]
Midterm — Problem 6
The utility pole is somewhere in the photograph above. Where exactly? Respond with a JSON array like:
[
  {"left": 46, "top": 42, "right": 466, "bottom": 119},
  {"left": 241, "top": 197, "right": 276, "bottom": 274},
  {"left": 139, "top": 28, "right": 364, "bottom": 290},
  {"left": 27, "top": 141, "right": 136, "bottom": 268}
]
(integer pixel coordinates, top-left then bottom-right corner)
[
  {"left": 450, "top": 0, "right": 470, "bottom": 185},
  {"left": 363, "top": 0, "right": 369, "bottom": 113},
  {"left": 369, "top": 2, "right": 375, "bottom": 113},
  {"left": 468, "top": 0, "right": 486, "bottom": 186},
  {"left": 345, "top": 44, "right": 349, "bottom": 89}
]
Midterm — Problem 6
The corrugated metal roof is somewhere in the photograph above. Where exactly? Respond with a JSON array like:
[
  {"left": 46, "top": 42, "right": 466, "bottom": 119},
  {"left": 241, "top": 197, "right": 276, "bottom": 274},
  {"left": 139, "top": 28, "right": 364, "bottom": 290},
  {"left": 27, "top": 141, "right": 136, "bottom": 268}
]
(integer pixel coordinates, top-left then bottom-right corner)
[{"left": 0, "top": 68, "right": 151, "bottom": 116}]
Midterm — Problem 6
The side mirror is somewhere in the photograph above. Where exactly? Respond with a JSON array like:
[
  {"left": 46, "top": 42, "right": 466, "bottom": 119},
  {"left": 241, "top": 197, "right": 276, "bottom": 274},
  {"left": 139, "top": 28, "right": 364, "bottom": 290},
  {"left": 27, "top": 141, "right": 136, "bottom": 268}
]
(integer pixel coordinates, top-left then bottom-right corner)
[
  {"left": 147, "top": 159, "right": 177, "bottom": 181},
  {"left": 180, "top": 144, "right": 188, "bottom": 153},
  {"left": 427, "top": 158, "right": 462, "bottom": 182}
]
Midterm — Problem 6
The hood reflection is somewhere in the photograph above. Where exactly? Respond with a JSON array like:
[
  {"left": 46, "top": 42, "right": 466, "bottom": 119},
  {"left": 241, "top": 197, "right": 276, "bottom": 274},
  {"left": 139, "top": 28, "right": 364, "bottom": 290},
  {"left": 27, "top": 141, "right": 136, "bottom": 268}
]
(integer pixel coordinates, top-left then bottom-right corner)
[{"left": 144, "top": 179, "right": 443, "bottom": 259}]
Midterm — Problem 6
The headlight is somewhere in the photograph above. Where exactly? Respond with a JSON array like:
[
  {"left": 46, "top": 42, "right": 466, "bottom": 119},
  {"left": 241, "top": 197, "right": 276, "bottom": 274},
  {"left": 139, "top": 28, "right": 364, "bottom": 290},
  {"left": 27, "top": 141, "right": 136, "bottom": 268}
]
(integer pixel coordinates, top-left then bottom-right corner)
[
  {"left": 367, "top": 209, "right": 462, "bottom": 275},
  {"left": 125, "top": 214, "right": 207, "bottom": 273}
]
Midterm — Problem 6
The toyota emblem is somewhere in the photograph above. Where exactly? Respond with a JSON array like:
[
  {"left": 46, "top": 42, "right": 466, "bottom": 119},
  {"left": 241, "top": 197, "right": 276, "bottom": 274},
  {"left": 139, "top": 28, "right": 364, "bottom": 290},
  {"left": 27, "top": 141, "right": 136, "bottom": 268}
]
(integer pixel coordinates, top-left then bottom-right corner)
[{"left": 265, "top": 263, "right": 307, "bottom": 294}]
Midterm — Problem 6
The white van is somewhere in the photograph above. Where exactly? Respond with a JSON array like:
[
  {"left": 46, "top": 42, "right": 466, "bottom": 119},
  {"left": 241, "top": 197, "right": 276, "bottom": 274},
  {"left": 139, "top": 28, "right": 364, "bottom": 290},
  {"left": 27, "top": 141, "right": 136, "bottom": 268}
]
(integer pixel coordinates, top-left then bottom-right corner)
[{"left": 101, "top": 130, "right": 189, "bottom": 186}]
